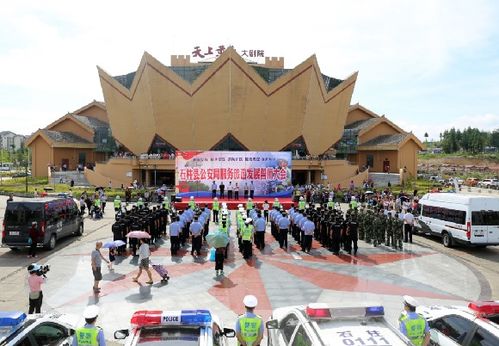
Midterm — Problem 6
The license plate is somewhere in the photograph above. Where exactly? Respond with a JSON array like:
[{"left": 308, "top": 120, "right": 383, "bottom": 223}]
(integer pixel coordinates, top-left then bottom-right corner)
[
  {"left": 474, "top": 230, "right": 484, "bottom": 236},
  {"left": 9, "top": 231, "right": 19, "bottom": 236}
]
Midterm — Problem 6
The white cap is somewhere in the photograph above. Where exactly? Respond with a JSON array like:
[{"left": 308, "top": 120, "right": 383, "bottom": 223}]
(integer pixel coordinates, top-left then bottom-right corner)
[
  {"left": 248, "top": 198, "right": 252, "bottom": 201},
  {"left": 300, "top": 196, "right": 304, "bottom": 200},
  {"left": 83, "top": 305, "right": 100, "bottom": 319},
  {"left": 245, "top": 218, "right": 252, "bottom": 224},
  {"left": 214, "top": 197, "right": 218, "bottom": 200},
  {"left": 351, "top": 196, "right": 356, "bottom": 201},
  {"left": 403, "top": 295, "right": 418, "bottom": 307},
  {"left": 243, "top": 295, "right": 258, "bottom": 308},
  {"left": 190, "top": 196, "right": 194, "bottom": 200},
  {"left": 237, "top": 204, "right": 243, "bottom": 208}
]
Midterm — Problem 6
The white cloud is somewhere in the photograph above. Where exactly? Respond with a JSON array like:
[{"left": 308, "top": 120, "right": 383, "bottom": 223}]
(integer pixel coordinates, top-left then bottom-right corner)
[{"left": 0, "top": 0, "right": 497, "bottom": 134}]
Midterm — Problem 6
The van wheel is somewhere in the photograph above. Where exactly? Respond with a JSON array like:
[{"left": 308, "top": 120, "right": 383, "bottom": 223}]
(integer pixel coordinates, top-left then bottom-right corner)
[
  {"left": 46, "top": 234, "right": 56, "bottom": 250},
  {"left": 75, "top": 223, "right": 84, "bottom": 236},
  {"left": 442, "top": 232, "right": 453, "bottom": 248}
]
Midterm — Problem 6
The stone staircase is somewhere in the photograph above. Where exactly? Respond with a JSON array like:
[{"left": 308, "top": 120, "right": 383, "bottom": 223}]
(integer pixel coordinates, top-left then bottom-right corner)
[
  {"left": 369, "top": 172, "right": 401, "bottom": 187},
  {"left": 50, "top": 170, "right": 91, "bottom": 187}
]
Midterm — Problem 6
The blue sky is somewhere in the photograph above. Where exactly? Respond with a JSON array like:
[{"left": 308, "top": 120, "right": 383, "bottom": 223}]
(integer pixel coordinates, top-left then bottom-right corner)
[{"left": 0, "top": 0, "right": 498, "bottom": 141}]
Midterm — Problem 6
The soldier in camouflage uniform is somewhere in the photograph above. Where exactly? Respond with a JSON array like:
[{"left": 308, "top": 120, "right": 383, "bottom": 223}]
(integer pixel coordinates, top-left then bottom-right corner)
[
  {"left": 364, "top": 209, "right": 373, "bottom": 244},
  {"left": 385, "top": 213, "right": 394, "bottom": 247},
  {"left": 357, "top": 208, "right": 365, "bottom": 240},
  {"left": 393, "top": 213, "right": 404, "bottom": 250}
]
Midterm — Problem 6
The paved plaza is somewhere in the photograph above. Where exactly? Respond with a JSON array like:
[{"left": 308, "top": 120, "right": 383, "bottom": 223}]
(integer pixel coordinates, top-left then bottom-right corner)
[{"left": 0, "top": 195, "right": 496, "bottom": 344}]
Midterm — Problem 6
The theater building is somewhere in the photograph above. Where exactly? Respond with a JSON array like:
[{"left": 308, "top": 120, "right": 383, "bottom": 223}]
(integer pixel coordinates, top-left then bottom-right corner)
[{"left": 27, "top": 48, "right": 423, "bottom": 187}]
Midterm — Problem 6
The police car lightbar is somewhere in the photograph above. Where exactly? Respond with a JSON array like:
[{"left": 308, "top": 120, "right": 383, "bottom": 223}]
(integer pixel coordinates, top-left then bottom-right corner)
[
  {"left": 468, "top": 301, "right": 499, "bottom": 316},
  {"left": 306, "top": 304, "right": 384, "bottom": 319},
  {"left": 131, "top": 310, "right": 212, "bottom": 327},
  {"left": 0, "top": 311, "right": 26, "bottom": 327}
]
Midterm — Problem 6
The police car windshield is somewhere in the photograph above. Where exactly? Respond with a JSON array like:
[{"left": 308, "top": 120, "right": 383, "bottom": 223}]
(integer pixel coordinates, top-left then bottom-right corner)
[
  {"left": 137, "top": 326, "right": 201, "bottom": 345},
  {"left": 0, "top": 319, "right": 36, "bottom": 346},
  {"left": 315, "top": 320, "right": 407, "bottom": 346}
]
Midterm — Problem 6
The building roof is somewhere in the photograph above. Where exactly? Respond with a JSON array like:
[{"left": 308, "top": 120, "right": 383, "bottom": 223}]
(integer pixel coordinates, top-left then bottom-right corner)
[
  {"left": 358, "top": 133, "right": 408, "bottom": 147},
  {"left": 42, "top": 130, "right": 92, "bottom": 144},
  {"left": 114, "top": 62, "right": 343, "bottom": 92},
  {"left": 73, "top": 115, "right": 109, "bottom": 130},
  {"left": 344, "top": 118, "right": 380, "bottom": 132},
  {"left": 72, "top": 100, "right": 106, "bottom": 114}
]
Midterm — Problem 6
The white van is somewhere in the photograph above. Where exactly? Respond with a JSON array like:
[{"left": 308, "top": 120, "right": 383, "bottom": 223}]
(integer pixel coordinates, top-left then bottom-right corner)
[{"left": 417, "top": 193, "right": 499, "bottom": 247}]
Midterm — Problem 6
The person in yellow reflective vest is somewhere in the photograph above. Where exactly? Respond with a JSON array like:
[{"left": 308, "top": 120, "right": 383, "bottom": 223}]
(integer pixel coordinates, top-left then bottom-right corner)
[
  {"left": 272, "top": 198, "right": 280, "bottom": 209},
  {"left": 245, "top": 198, "right": 253, "bottom": 217},
  {"left": 73, "top": 305, "right": 106, "bottom": 345},
  {"left": 242, "top": 218, "right": 254, "bottom": 260},
  {"left": 212, "top": 197, "right": 220, "bottom": 223},
  {"left": 327, "top": 197, "right": 334, "bottom": 209},
  {"left": 113, "top": 195, "right": 121, "bottom": 212},
  {"left": 188, "top": 196, "right": 196, "bottom": 209},
  {"left": 162, "top": 198, "right": 170, "bottom": 211},
  {"left": 136, "top": 197, "right": 144, "bottom": 209},
  {"left": 235, "top": 295, "right": 263, "bottom": 346},
  {"left": 399, "top": 295, "right": 430, "bottom": 346},
  {"left": 298, "top": 196, "right": 306, "bottom": 212}
]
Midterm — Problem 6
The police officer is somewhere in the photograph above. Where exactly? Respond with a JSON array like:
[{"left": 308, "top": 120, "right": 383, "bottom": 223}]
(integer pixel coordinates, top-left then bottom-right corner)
[
  {"left": 399, "top": 296, "right": 430, "bottom": 346},
  {"left": 188, "top": 196, "right": 196, "bottom": 209},
  {"left": 189, "top": 216, "right": 203, "bottom": 256},
  {"left": 246, "top": 198, "right": 254, "bottom": 217},
  {"left": 113, "top": 195, "right": 121, "bottom": 214},
  {"left": 212, "top": 197, "right": 220, "bottom": 223},
  {"left": 254, "top": 212, "right": 266, "bottom": 250},
  {"left": 235, "top": 295, "right": 263, "bottom": 346},
  {"left": 277, "top": 211, "right": 290, "bottom": 249},
  {"left": 169, "top": 216, "right": 181, "bottom": 256},
  {"left": 242, "top": 218, "right": 254, "bottom": 259},
  {"left": 73, "top": 305, "right": 106, "bottom": 345}
]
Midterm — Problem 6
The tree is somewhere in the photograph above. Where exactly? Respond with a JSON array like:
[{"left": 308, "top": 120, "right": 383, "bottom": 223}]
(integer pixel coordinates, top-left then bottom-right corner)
[{"left": 491, "top": 129, "right": 499, "bottom": 148}]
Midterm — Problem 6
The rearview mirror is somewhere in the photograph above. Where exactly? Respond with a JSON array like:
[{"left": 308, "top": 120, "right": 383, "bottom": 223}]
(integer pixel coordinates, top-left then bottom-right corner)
[
  {"left": 266, "top": 319, "right": 279, "bottom": 329},
  {"left": 223, "top": 327, "right": 236, "bottom": 337},
  {"left": 114, "top": 329, "right": 129, "bottom": 339}
]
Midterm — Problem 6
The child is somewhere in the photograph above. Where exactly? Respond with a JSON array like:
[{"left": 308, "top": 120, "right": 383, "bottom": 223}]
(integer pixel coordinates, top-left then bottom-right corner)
[{"left": 108, "top": 247, "right": 116, "bottom": 270}]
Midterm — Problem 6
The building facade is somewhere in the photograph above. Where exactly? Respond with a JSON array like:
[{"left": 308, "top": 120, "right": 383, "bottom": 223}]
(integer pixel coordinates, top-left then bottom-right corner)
[{"left": 27, "top": 48, "right": 423, "bottom": 188}]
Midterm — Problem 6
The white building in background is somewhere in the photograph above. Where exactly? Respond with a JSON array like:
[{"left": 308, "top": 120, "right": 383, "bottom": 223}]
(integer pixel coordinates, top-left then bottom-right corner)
[{"left": 0, "top": 131, "right": 26, "bottom": 150}]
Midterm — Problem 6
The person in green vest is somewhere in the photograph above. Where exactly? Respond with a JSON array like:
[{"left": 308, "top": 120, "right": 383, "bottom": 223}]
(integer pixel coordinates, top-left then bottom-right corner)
[
  {"left": 298, "top": 196, "right": 306, "bottom": 212},
  {"left": 188, "top": 196, "right": 196, "bottom": 209},
  {"left": 245, "top": 198, "right": 253, "bottom": 217},
  {"left": 242, "top": 218, "right": 254, "bottom": 259},
  {"left": 113, "top": 195, "right": 121, "bottom": 213},
  {"left": 136, "top": 197, "right": 144, "bottom": 209},
  {"left": 73, "top": 305, "right": 106, "bottom": 345},
  {"left": 162, "top": 198, "right": 170, "bottom": 211},
  {"left": 212, "top": 197, "right": 220, "bottom": 223},
  {"left": 399, "top": 296, "right": 430, "bottom": 346},
  {"left": 350, "top": 196, "right": 358, "bottom": 209},
  {"left": 272, "top": 198, "right": 280, "bottom": 209},
  {"left": 327, "top": 197, "right": 334, "bottom": 209},
  {"left": 235, "top": 295, "right": 263, "bottom": 346}
]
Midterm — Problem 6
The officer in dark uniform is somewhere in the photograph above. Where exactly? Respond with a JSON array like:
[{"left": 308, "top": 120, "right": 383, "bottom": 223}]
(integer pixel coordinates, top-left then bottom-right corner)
[{"left": 348, "top": 216, "right": 359, "bottom": 256}]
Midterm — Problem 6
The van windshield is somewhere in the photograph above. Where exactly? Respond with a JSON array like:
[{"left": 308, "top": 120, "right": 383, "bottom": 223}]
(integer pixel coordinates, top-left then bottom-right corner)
[
  {"left": 4, "top": 203, "right": 43, "bottom": 226},
  {"left": 472, "top": 211, "right": 499, "bottom": 226}
]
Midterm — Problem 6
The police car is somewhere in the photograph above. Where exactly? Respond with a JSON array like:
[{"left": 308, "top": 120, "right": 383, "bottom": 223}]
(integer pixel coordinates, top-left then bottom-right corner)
[
  {"left": 114, "top": 309, "right": 236, "bottom": 345},
  {"left": 417, "top": 301, "right": 499, "bottom": 346},
  {"left": 266, "top": 303, "right": 413, "bottom": 345},
  {"left": 0, "top": 311, "right": 78, "bottom": 346}
]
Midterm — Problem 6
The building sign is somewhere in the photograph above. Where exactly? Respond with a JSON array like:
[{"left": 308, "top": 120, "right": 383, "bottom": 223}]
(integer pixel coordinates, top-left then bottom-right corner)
[
  {"left": 191, "top": 45, "right": 265, "bottom": 61},
  {"left": 175, "top": 151, "right": 292, "bottom": 197}
]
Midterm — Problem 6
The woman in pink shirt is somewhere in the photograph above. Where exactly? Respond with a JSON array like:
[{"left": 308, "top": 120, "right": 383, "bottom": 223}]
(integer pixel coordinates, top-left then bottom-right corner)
[{"left": 27, "top": 265, "right": 45, "bottom": 314}]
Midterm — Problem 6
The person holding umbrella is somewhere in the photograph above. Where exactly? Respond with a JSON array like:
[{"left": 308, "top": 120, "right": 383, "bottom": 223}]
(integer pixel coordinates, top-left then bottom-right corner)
[
  {"left": 206, "top": 227, "right": 230, "bottom": 276},
  {"left": 133, "top": 238, "right": 153, "bottom": 284}
]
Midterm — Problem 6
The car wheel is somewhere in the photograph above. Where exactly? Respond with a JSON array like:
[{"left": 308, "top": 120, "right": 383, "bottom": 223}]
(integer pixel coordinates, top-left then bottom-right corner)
[
  {"left": 442, "top": 232, "right": 453, "bottom": 248},
  {"left": 75, "top": 223, "right": 84, "bottom": 236},
  {"left": 46, "top": 234, "right": 56, "bottom": 250},
  {"left": 9, "top": 247, "right": 19, "bottom": 251}
]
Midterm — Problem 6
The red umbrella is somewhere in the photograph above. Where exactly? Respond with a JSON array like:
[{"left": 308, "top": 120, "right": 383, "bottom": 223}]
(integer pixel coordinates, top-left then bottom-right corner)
[{"left": 126, "top": 231, "right": 151, "bottom": 239}]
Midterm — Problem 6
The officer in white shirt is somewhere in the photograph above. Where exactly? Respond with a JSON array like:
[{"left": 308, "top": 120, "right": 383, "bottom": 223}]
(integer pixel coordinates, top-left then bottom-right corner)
[{"left": 403, "top": 211, "right": 415, "bottom": 243}]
